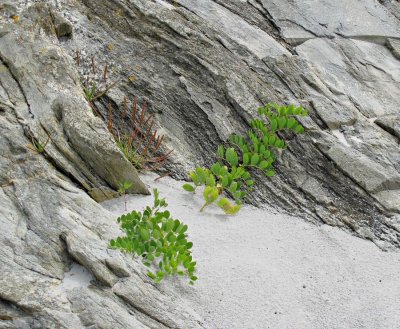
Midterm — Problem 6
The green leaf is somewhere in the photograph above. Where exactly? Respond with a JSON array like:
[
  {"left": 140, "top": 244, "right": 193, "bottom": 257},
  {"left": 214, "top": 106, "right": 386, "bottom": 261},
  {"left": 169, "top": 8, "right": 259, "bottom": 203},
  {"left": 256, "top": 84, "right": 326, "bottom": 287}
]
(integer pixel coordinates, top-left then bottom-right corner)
[
  {"left": 189, "top": 171, "right": 200, "bottom": 185},
  {"left": 217, "top": 198, "right": 241, "bottom": 215},
  {"left": 268, "top": 135, "right": 276, "bottom": 145},
  {"left": 265, "top": 169, "right": 275, "bottom": 177},
  {"left": 165, "top": 219, "right": 175, "bottom": 232},
  {"left": 217, "top": 198, "right": 230, "bottom": 208},
  {"left": 259, "top": 160, "right": 269, "bottom": 170},
  {"left": 287, "top": 104, "right": 294, "bottom": 115},
  {"left": 173, "top": 219, "right": 181, "bottom": 231},
  {"left": 278, "top": 117, "right": 286, "bottom": 129},
  {"left": 182, "top": 183, "right": 195, "bottom": 192},
  {"left": 275, "top": 139, "right": 285, "bottom": 148},
  {"left": 140, "top": 228, "right": 150, "bottom": 240},
  {"left": 221, "top": 175, "right": 229, "bottom": 187},
  {"left": 211, "top": 162, "right": 221, "bottom": 175},
  {"left": 167, "top": 234, "right": 176, "bottom": 243},
  {"left": 195, "top": 167, "right": 207, "bottom": 183},
  {"left": 180, "top": 225, "right": 188, "bottom": 234},
  {"left": 147, "top": 271, "right": 156, "bottom": 279},
  {"left": 229, "top": 182, "right": 238, "bottom": 192},
  {"left": 251, "top": 154, "right": 260, "bottom": 166},
  {"left": 295, "top": 125, "right": 305, "bottom": 133},
  {"left": 205, "top": 176, "right": 216, "bottom": 187},
  {"left": 243, "top": 153, "right": 250, "bottom": 166},
  {"left": 246, "top": 179, "right": 254, "bottom": 187},
  {"left": 203, "top": 186, "right": 219, "bottom": 204},
  {"left": 227, "top": 204, "right": 241, "bottom": 215},
  {"left": 225, "top": 148, "right": 239, "bottom": 167},
  {"left": 153, "top": 229, "right": 161, "bottom": 239},
  {"left": 287, "top": 118, "right": 297, "bottom": 129},
  {"left": 242, "top": 171, "right": 251, "bottom": 180},
  {"left": 217, "top": 145, "right": 225, "bottom": 158},
  {"left": 270, "top": 118, "right": 278, "bottom": 131}
]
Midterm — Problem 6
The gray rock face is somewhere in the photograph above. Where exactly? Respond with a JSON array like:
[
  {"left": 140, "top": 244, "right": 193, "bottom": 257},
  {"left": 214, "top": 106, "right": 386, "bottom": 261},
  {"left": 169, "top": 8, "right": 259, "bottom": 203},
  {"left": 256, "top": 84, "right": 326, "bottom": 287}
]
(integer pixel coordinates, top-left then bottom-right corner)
[
  {"left": 1, "top": 0, "right": 400, "bottom": 327},
  {"left": 0, "top": 4, "right": 148, "bottom": 200},
  {"left": 49, "top": 0, "right": 398, "bottom": 244},
  {"left": 0, "top": 5, "right": 202, "bottom": 329}
]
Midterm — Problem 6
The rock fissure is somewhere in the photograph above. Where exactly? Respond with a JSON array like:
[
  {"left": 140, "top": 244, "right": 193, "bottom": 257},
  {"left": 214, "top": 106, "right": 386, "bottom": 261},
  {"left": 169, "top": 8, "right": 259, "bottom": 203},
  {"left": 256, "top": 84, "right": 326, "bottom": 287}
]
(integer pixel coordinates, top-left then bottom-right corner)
[
  {"left": 112, "top": 291, "right": 174, "bottom": 329},
  {"left": 0, "top": 54, "right": 34, "bottom": 120}
]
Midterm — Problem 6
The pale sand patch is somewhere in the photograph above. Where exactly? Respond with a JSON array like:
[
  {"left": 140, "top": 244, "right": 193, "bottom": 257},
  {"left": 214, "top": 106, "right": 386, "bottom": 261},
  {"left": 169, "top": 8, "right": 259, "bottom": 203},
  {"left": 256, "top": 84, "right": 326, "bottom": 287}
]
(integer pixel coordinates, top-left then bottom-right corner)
[{"left": 102, "top": 173, "right": 400, "bottom": 329}]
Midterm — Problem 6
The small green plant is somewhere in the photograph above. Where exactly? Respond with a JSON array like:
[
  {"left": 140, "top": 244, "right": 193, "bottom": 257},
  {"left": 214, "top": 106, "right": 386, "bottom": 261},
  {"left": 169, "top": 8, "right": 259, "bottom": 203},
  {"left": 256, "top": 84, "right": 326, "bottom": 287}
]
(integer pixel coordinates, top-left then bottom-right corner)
[
  {"left": 83, "top": 82, "right": 97, "bottom": 102},
  {"left": 74, "top": 52, "right": 118, "bottom": 112},
  {"left": 83, "top": 80, "right": 119, "bottom": 104},
  {"left": 27, "top": 133, "right": 50, "bottom": 154},
  {"left": 118, "top": 180, "right": 133, "bottom": 211},
  {"left": 183, "top": 103, "right": 308, "bottom": 214},
  {"left": 109, "top": 189, "right": 197, "bottom": 284}
]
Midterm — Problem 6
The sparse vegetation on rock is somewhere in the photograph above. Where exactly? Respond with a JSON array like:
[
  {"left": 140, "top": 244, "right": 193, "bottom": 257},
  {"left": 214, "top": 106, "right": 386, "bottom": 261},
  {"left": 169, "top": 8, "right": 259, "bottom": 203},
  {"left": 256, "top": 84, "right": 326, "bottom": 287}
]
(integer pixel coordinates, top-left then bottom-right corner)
[
  {"left": 183, "top": 103, "right": 308, "bottom": 214},
  {"left": 75, "top": 53, "right": 172, "bottom": 173},
  {"left": 110, "top": 97, "right": 173, "bottom": 172}
]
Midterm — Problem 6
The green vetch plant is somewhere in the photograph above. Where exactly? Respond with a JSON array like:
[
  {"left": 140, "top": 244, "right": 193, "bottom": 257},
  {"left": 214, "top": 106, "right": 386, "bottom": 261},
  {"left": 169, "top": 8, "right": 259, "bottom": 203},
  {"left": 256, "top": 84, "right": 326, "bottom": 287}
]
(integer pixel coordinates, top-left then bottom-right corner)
[
  {"left": 109, "top": 189, "right": 197, "bottom": 284},
  {"left": 183, "top": 103, "right": 308, "bottom": 215},
  {"left": 118, "top": 180, "right": 133, "bottom": 211}
]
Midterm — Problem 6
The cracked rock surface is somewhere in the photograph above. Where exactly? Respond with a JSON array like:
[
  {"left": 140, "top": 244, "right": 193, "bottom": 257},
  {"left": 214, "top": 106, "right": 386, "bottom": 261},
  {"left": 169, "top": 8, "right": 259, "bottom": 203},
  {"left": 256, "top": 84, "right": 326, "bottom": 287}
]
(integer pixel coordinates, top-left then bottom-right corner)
[{"left": 0, "top": 0, "right": 400, "bottom": 328}]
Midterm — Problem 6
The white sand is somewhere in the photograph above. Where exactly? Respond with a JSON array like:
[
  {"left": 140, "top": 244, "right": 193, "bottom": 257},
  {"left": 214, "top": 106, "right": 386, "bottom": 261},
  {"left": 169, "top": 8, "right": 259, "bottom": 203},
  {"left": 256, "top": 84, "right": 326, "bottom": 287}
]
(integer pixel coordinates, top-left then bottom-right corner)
[
  {"left": 102, "top": 174, "right": 400, "bottom": 329},
  {"left": 59, "top": 262, "right": 94, "bottom": 290}
]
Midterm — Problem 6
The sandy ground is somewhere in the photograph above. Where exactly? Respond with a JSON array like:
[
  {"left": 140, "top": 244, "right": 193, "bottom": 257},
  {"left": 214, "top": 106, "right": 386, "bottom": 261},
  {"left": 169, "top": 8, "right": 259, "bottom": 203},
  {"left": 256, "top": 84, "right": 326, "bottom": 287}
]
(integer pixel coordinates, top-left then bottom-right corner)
[{"left": 102, "top": 174, "right": 400, "bottom": 329}]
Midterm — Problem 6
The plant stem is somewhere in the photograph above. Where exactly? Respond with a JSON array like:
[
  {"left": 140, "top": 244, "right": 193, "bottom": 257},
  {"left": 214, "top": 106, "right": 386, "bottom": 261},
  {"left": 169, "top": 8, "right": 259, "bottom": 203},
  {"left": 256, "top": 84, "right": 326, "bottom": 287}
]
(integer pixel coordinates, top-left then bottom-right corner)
[
  {"left": 199, "top": 202, "right": 209, "bottom": 212},
  {"left": 91, "top": 79, "right": 119, "bottom": 102}
]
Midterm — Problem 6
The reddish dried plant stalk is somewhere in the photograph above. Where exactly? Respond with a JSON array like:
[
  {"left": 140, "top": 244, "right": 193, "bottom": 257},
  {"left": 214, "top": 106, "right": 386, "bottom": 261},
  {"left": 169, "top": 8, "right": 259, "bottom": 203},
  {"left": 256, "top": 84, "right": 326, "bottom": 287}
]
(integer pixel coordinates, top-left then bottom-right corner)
[
  {"left": 107, "top": 101, "right": 113, "bottom": 132},
  {"left": 75, "top": 50, "right": 80, "bottom": 66},
  {"left": 103, "top": 64, "right": 108, "bottom": 81},
  {"left": 123, "top": 96, "right": 127, "bottom": 118},
  {"left": 91, "top": 57, "right": 96, "bottom": 74},
  {"left": 114, "top": 98, "right": 173, "bottom": 171}
]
